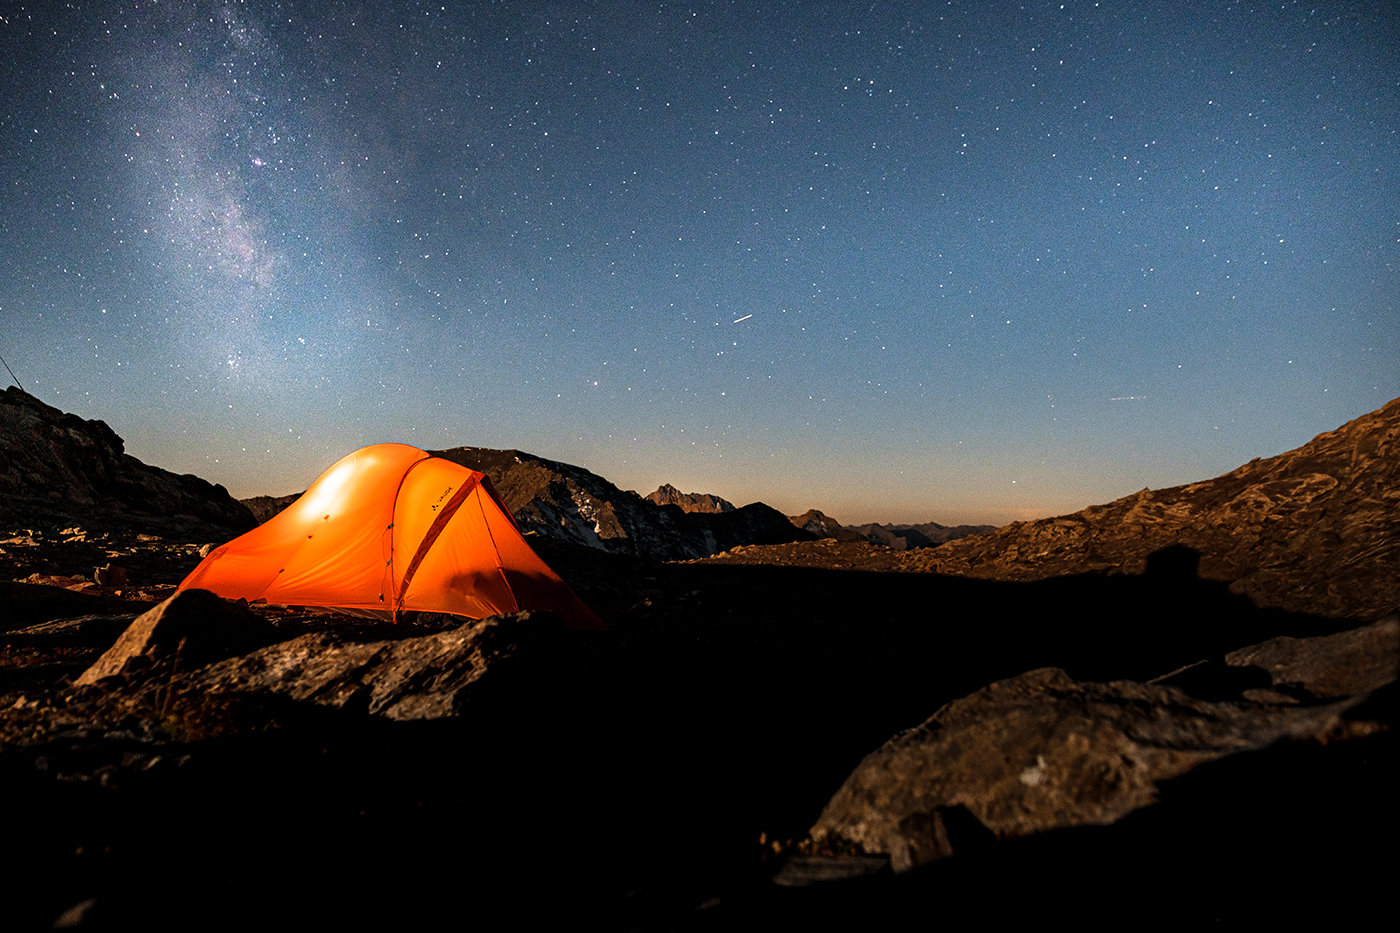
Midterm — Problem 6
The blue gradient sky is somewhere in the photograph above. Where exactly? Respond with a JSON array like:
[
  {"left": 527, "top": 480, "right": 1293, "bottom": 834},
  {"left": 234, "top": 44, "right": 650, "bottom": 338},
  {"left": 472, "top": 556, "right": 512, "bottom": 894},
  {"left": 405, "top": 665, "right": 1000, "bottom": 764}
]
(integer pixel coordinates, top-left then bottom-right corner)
[{"left": 2, "top": 1, "right": 1396, "bottom": 525}]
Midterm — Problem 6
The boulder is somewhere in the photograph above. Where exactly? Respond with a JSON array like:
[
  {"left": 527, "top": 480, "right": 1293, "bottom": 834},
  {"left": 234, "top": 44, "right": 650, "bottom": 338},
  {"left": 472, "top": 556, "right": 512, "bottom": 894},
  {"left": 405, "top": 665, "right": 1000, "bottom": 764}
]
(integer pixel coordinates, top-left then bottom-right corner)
[
  {"left": 75, "top": 589, "right": 279, "bottom": 685},
  {"left": 811, "top": 619, "right": 1397, "bottom": 873},
  {"left": 181, "top": 610, "right": 560, "bottom": 720},
  {"left": 1225, "top": 613, "right": 1399, "bottom": 699},
  {"left": 93, "top": 564, "right": 128, "bottom": 587}
]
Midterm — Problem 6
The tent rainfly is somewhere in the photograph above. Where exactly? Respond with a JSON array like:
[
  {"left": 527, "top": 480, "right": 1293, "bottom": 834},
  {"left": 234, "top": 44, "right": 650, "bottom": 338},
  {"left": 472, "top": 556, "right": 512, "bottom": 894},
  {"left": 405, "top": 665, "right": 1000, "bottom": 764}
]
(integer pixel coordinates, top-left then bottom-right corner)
[{"left": 179, "top": 443, "right": 605, "bottom": 630}]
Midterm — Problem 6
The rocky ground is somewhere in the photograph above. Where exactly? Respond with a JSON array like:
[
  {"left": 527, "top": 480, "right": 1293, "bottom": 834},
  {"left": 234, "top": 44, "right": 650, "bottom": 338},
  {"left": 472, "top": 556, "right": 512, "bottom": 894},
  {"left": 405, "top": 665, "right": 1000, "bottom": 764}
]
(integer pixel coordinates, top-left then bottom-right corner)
[
  {"left": 2, "top": 528, "right": 1395, "bottom": 928},
  {"left": 1, "top": 391, "right": 1397, "bottom": 928}
]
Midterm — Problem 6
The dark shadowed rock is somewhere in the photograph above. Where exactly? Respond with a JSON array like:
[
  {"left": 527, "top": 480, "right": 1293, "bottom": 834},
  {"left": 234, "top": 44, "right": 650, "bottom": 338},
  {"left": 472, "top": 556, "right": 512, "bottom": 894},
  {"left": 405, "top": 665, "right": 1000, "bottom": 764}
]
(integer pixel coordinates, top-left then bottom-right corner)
[
  {"left": 1226, "top": 614, "right": 1399, "bottom": 699},
  {"left": 0, "top": 387, "right": 256, "bottom": 533},
  {"left": 645, "top": 483, "right": 735, "bottom": 513},
  {"left": 6, "top": 613, "right": 143, "bottom": 649},
  {"left": 181, "top": 610, "right": 559, "bottom": 720},
  {"left": 1, "top": 612, "right": 146, "bottom": 694},
  {"left": 899, "top": 396, "right": 1400, "bottom": 618},
  {"left": 811, "top": 618, "right": 1396, "bottom": 873},
  {"left": 75, "top": 589, "right": 279, "bottom": 685},
  {"left": 771, "top": 854, "right": 890, "bottom": 887},
  {"left": 701, "top": 502, "right": 820, "bottom": 555},
  {"left": 0, "top": 582, "right": 156, "bottom": 632}
]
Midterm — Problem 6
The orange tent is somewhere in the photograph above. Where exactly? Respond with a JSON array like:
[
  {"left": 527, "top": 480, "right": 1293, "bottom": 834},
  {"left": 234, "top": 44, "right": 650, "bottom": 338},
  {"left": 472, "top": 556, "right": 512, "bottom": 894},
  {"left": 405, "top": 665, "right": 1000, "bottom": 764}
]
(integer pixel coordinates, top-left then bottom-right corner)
[{"left": 179, "top": 443, "right": 604, "bottom": 630}]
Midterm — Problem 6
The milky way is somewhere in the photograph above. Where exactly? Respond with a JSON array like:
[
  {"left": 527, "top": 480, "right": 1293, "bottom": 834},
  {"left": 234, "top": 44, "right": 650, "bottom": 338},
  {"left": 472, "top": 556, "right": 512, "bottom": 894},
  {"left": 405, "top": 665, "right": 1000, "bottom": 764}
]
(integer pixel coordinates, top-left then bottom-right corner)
[{"left": 1, "top": 2, "right": 1396, "bottom": 524}]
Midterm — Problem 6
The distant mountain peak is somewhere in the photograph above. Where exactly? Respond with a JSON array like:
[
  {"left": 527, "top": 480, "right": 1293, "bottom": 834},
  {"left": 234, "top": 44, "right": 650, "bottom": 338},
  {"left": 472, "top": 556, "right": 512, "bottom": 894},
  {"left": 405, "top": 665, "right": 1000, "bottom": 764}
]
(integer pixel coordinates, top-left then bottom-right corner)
[
  {"left": 788, "top": 509, "right": 866, "bottom": 542},
  {"left": 645, "top": 483, "right": 735, "bottom": 514},
  {"left": 788, "top": 508, "right": 993, "bottom": 548},
  {"left": 431, "top": 446, "right": 808, "bottom": 560}
]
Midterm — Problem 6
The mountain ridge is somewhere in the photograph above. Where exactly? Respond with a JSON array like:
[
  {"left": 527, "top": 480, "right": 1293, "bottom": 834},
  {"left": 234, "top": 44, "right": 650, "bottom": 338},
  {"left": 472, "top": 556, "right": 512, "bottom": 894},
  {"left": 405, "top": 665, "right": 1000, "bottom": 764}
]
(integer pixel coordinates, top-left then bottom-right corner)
[
  {"left": 0, "top": 387, "right": 256, "bottom": 534},
  {"left": 644, "top": 483, "right": 735, "bottom": 514},
  {"left": 428, "top": 445, "right": 813, "bottom": 561},
  {"left": 786, "top": 509, "right": 996, "bottom": 549},
  {"left": 893, "top": 396, "right": 1400, "bottom": 618}
]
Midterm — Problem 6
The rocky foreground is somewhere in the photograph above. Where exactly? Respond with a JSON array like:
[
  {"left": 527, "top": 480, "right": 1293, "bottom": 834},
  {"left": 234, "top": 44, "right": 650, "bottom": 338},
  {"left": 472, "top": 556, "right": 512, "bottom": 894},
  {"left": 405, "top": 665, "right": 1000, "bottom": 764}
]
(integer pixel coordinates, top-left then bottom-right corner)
[{"left": 1, "top": 394, "right": 1397, "bottom": 927}]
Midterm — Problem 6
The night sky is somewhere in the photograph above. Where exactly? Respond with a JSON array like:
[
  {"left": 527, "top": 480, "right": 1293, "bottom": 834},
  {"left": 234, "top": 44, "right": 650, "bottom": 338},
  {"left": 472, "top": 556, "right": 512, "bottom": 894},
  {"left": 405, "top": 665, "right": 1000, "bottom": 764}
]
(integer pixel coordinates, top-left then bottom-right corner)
[{"left": 2, "top": 2, "right": 1396, "bottom": 526}]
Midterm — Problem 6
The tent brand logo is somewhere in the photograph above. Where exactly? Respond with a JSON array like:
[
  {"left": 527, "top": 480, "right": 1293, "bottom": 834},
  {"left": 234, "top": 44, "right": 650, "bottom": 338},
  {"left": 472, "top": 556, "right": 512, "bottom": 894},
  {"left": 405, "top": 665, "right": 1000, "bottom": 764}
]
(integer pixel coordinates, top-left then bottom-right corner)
[{"left": 430, "top": 486, "right": 455, "bottom": 512}]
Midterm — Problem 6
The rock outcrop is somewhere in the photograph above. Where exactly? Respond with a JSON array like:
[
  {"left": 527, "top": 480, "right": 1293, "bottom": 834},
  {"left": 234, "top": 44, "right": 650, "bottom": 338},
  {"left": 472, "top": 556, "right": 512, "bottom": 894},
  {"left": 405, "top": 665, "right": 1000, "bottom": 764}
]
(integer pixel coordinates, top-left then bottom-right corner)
[
  {"left": 430, "top": 446, "right": 813, "bottom": 560},
  {"left": 898, "top": 396, "right": 1400, "bottom": 618},
  {"left": 811, "top": 616, "right": 1396, "bottom": 873},
  {"left": 179, "top": 610, "right": 557, "bottom": 721},
  {"left": 644, "top": 483, "right": 735, "bottom": 513},
  {"left": 0, "top": 388, "right": 256, "bottom": 533}
]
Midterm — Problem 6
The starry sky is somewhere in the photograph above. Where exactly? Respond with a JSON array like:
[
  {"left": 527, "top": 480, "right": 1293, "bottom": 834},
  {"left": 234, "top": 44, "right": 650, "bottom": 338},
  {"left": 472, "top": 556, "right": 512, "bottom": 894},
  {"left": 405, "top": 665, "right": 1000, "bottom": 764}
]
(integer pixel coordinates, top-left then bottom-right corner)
[{"left": 2, "top": 1, "right": 1396, "bottom": 526}]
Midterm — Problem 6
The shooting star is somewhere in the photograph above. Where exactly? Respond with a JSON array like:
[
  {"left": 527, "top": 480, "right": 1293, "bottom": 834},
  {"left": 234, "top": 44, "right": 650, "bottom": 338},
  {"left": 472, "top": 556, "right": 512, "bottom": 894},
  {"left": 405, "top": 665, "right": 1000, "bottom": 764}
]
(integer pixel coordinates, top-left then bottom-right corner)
[
  {"left": 732, "top": 314, "right": 753, "bottom": 323},
  {"left": 1109, "top": 396, "right": 1147, "bottom": 401}
]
